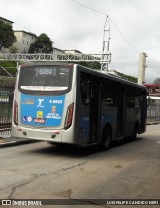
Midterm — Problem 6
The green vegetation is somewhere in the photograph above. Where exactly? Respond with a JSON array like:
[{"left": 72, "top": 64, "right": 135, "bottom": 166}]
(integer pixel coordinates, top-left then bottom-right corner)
[
  {"left": 29, "top": 33, "right": 53, "bottom": 53},
  {"left": 79, "top": 62, "right": 137, "bottom": 83},
  {"left": 77, "top": 61, "right": 101, "bottom": 70},
  {"left": 117, "top": 71, "right": 137, "bottom": 83},
  {"left": 0, "top": 20, "right": 16, "bottom": 50},
  {"left": 0, "top": 61, "right": 17, "bottom": 77},
  {"left": 0, "top": 76, "right": 15, "bottom": 86}
]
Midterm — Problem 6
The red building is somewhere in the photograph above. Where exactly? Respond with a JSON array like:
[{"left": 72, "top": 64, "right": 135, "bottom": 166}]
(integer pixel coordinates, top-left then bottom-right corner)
[{"left": 144, "top": 84, "right": 160, "bottom": 96}]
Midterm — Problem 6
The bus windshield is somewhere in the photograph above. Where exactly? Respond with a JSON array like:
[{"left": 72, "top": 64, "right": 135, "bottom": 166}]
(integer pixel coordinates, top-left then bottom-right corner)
[{"left": 19, "top": 66, "right": 70, "bottom": 91}]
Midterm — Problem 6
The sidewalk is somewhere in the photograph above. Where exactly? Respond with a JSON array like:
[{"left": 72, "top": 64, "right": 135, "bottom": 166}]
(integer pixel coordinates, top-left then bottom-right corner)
[{"left": 0, "top": 136, "right": 36, "bottom": 147}]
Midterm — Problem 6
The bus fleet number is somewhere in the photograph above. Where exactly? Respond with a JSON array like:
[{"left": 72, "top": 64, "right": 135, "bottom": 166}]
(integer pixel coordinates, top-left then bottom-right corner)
[{"left": 39, "top": 68, "right": 53, "bottom": 75}]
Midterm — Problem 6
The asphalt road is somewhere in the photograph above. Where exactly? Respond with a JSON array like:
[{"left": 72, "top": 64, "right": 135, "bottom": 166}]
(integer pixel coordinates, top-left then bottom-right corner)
[{"left": 0, "top": 124, "right": 160, "bottom": 208}]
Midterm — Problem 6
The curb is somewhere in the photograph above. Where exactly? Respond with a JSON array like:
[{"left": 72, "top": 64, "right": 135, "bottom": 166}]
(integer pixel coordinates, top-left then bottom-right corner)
[
  {"left": 0, "top": 138, "right": 38, "bottom": 148},
  {"left": 147, "top": 122, "right": 160, "bottom": 125}
]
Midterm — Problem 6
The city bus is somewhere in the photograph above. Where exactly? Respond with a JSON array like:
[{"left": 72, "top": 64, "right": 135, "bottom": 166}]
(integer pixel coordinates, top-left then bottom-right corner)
[{"left": 11, "top": 62, "right": 147, "bottom": 149}]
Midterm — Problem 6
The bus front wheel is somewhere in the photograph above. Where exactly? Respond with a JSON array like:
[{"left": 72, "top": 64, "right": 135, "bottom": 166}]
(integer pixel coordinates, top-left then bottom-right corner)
[{"left": 100, "top": 126, "right": 112, "bottom": 150}]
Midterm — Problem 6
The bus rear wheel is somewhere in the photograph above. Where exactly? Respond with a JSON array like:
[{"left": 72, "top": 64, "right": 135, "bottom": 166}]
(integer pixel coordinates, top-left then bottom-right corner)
[{"left": 100, "top": 126, "right": 111, "bottom": 150}]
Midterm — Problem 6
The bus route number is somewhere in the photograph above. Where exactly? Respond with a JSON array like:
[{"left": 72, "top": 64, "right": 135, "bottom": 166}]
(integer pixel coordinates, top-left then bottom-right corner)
[{"left": 38, "top": 68, "right": 54, "bottom": 75}]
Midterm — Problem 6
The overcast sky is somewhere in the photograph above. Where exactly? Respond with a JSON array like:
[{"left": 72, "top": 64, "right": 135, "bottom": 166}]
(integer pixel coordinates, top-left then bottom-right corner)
[{"left": 1, "top": 0, "right": 160, "bottom": 83}]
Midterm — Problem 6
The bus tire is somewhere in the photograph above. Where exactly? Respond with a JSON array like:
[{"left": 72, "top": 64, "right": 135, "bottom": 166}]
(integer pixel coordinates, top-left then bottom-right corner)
[{"left": 100, "top": 126, "right": 112, "bottom": 150}]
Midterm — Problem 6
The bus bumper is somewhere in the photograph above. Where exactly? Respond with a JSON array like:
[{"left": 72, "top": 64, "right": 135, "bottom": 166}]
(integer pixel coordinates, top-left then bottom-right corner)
[
  {"left": 11, "top": 125, "right": 63, "bottom": 143},
  {"left": 11, "top": 124, "right": 75, "bottom": 144}
]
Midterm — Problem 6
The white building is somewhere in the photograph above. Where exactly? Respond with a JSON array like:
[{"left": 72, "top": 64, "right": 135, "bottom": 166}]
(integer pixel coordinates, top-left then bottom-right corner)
[
  {"left": 53, "top": 47, "right": 64, "bottom": 56},
  {"left": 64, "top": 49, "right": 82, "bottom": 54},
  {"left": 13, "top": 31, "right": 37, "bottom": 53}
]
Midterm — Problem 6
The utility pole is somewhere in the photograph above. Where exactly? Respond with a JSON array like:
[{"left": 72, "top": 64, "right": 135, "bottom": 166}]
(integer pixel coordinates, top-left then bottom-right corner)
[
  {"left": 138, "top": 52, "right": 147, "bottom": 85},
  {"left": 101, "top": 15, "right": 111, "bottom": 72}
]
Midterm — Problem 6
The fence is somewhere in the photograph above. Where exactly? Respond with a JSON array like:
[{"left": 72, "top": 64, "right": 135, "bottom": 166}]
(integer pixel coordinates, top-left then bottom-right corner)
[
  {"left": 147, "top": 100, "right": 160, "bottom": 124},
  {"left": 0, "top": 76, "right": 15, "bottom": 137}
]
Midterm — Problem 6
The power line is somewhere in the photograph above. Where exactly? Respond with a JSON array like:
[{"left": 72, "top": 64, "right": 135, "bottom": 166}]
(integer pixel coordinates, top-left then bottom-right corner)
[
  {"left": 147, "top": 63, "right": 160, "bottom": 77},
  {"left": 71, "top": 0, "right": 107, "bottom": 16},
  {"left": 108, "top": 17, "right": 138, "bottom": 55},
  {"left": 71, "top": 0, "right": 138, "bottom": 55},
  {"left": 71, "top": 0, "right": 159, "bottom": 78}
]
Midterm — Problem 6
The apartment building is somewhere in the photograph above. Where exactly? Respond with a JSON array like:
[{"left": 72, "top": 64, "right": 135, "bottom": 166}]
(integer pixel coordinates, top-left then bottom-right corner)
[
  {"left": 0, "top": 16, "right": 14, "bottom": 25},
  {"left": 13, "top": 31, "right": 37, "bottom": 53},
  {"left": 0, "top": 16, "right": 82, "bottom": 55}
]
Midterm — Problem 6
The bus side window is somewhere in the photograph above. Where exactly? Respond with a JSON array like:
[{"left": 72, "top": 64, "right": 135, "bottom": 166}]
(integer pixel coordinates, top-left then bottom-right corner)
[
  {"left": 80, "top": 77, "right": 91, "bottom": 105},
  {"left": 126, "top": 94, "right": 135, "bottom": 108},
  {"left": 135, "top": 96, "right": 141, "bottom": 109},
  {"left": 101, "top": 83, "right": 116, "bottom": 107},
  {"left": 126, "top": 90, "right": 142, "bottom": 109}
]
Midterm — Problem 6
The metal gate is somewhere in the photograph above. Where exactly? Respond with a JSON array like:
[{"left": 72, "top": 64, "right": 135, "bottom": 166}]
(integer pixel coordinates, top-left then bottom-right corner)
[
  {"left": 147, "top": 102, "right": 160, "bottom": 124},
  {"left": 0, "top": 76, "right": 15, "bottom": 136}
]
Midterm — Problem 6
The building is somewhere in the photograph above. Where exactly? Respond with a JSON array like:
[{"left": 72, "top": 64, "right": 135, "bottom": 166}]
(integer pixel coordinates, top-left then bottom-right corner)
[
  {"left": 53, "top": 47, "right": 64, "bottom": 56},
  {"left": 13, "top": 31, "right": 37, "bottom": 53},
  {"left": 144, "top": 84, "right": 160, "bottom": 96},
  {"left": 64, "top": 49, "right": 82, "bottom": 54},
  {"left": 0, "top": 16, "right": 14, "bottom": 25}
]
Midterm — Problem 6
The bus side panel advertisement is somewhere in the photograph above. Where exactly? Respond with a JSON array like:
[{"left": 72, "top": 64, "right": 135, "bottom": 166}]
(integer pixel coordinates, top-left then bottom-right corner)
[{"left": 20, "top": 94, "right": 65, "bottom": 127}]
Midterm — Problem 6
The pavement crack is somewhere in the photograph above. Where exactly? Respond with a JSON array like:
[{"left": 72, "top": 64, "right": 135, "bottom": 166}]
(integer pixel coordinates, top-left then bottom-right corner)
[
  {"left": 7, "top": 174, "right": 40, "bottom": 199},
  {"left": 58, "top": 161, "right": 88, "bottom": 172}
]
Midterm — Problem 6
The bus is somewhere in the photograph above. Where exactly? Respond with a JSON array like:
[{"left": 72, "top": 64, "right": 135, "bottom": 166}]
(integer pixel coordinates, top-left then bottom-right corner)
[{"left": 11, "top": 62, "right": 147, "bottom": 149}]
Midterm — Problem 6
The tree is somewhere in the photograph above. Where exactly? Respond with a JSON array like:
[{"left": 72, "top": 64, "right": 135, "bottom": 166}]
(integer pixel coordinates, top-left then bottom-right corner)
[
  {"left": 0, "top": 20, "right": 16, "bottom": 50},
  {"left": 117, "top": 71, "right": 137, "bottom": 83},
  {"left": 29, "top": 33, "right": 53, "bottom": 53},
  {"left": 78, "top": 61, "right": 101, "bottom": 70},
  {"left": 9, "top": 46, "right": 18, "bottom": 53}
]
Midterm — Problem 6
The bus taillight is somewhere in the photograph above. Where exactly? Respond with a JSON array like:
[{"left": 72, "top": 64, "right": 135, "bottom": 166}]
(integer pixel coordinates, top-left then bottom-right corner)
[
  {"left": 64, "top": 103, "right": 74, "bottom": 129},
  {"left": 14, "top": 101, "right": 18, "bottom": 125}
]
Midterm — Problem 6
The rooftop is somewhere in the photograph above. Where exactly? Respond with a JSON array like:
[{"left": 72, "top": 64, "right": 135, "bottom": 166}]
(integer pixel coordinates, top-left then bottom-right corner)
[
  {"left": 14, "top": 30, "right": 37, "bottom": 37},
  {"left": 0, "top": 16, "right": 14, "bottom": 24}
]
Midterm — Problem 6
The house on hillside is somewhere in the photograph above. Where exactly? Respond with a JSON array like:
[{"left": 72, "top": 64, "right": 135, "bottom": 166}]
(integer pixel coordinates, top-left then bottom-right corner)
[
  {"left": 53, "top": 47, "right": 64, "bottom": 56},
  {"left": 13, "top": 31, "right": 37, "bottom": 53},
  {"left": 0, "top": 16, "right": 14, "bottom": 25},
  {"left": 64, "top": 49, "right": 82, "bottom": 54}
]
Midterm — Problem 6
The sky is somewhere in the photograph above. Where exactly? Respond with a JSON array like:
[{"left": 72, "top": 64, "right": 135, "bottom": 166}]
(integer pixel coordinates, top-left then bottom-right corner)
[{"left": 1, "top": 0, "right": 160, "bottom": 83}]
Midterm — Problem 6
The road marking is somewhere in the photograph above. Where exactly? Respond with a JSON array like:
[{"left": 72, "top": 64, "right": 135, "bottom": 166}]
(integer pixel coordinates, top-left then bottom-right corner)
[{"left": 156, "top": 141, "right": 160, "bottom": 144}]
